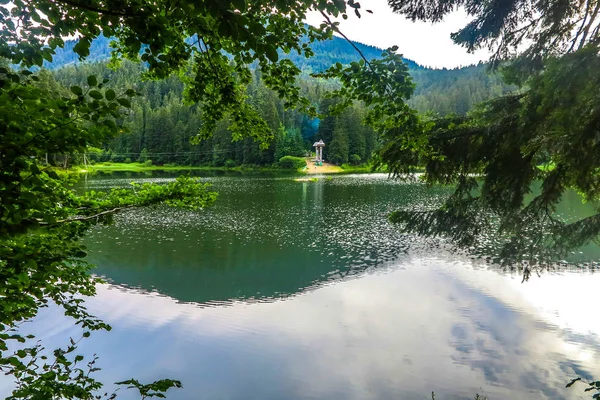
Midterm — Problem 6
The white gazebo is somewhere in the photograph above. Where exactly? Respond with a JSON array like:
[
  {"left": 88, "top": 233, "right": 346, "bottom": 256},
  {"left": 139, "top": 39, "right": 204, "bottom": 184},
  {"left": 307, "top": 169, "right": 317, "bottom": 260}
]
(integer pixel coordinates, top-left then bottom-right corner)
[{"left": 313, "top": 140, "right": 325, "bottom": 163}]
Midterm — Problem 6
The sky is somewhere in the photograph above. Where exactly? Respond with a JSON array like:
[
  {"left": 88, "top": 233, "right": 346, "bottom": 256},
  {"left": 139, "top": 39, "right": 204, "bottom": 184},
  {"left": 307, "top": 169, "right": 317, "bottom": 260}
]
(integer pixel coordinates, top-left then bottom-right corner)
[{"left": 304, "top": 0, "right": 490, "bottom": 69}]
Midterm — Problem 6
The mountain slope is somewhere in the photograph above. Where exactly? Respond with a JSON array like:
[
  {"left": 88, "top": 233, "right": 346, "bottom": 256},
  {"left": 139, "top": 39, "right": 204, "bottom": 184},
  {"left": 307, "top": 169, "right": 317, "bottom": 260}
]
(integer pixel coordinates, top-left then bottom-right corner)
[
  {"left": 45, "top": 34, "right": 421, "bottom": 71},
  {"left": 48, "top": 35, "right": 514, "bottom": 167},
  {"left": 48, "top": 34, "right": 513, "bottom": 117}
]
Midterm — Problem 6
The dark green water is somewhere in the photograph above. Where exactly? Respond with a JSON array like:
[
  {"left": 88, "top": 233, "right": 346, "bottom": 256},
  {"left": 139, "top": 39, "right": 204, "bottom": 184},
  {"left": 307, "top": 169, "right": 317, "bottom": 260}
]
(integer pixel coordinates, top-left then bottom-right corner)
[
  {"left": 84, "top": 172, "right": 450, "bottom": 303},
  {"left": 3, "top": 172, "right": 600, "bottom": 399}
]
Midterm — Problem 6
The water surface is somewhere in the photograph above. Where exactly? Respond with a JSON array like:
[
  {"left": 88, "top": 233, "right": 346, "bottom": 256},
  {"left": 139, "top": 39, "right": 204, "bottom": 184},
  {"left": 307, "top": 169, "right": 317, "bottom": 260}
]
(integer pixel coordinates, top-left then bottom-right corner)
[{"left": 5, "top": 173, "right": 600, "bottom": 400}]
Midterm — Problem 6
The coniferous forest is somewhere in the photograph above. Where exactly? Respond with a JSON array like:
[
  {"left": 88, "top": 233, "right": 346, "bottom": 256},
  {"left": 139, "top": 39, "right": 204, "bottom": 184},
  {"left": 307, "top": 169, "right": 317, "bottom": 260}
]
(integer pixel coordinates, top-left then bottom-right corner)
[{"left": 47, "top": 34, "right": 513, "bottom": 167}]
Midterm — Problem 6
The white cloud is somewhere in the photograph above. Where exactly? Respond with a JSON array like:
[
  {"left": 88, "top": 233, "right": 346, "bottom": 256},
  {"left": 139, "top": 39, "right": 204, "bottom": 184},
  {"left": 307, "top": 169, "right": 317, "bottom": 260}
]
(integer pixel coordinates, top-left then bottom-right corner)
[{"left": 305, "top": 0, "right": 490, "bottom": 69}]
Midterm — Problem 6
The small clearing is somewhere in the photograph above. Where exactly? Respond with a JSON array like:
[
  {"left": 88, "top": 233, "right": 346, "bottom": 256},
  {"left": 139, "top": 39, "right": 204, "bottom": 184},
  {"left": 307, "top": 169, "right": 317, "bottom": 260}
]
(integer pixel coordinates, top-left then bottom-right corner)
[{"left": 304, "top": 158, "right": 343, "bottom": 174}]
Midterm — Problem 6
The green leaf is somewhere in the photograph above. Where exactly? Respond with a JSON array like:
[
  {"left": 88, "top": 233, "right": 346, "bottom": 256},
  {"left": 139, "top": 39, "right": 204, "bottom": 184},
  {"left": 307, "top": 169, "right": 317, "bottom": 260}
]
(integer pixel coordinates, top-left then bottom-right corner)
[
  {"left": 117, "top": 98, "right": 131, "bottom": 107},
  {"left": 70, "top": 86, "right": 83, "bottom": 96},
  {"left": 566, "top": 378, "right": 581, "bottom": 388},
  {"left": 231, "top": 0, "right": 246, "bottom": 11},
  {"left": 265, "top": 46, "right": 278, "bottom": 62},
  {"left": 89, "top": 90, "right": 103, "bottom": 100},
  {"left": 103, "top": 119, "right": 117, "bottom": 130},
  {"left": 87, "top": 75, "right": 98, "bottom": 87},
  {"left": 105, "top": 89, "right": 116, "bottom": 101}
]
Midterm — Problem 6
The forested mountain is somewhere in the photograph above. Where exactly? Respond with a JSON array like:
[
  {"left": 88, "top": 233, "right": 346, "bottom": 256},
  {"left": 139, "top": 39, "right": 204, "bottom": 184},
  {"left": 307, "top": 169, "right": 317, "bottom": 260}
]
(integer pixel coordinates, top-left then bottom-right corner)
[
  {"left": 48, "top": 35, "right": 513, "bottom": 167},
  {"left": 44, "top": 35, "right": 114, "bottom": 69},
  {"left": 44, "top": 33, "right": 420, "bottom": 72},
  {"left": 410, "top": 65, "right": 512, "bottom": 115}
]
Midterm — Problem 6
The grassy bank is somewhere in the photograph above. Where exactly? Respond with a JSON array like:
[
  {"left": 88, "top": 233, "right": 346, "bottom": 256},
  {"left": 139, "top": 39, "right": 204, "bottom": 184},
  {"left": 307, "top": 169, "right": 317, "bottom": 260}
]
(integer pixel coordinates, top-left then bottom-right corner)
[
  {"left": 339, "top": 164, "right": 376, "bottom": 173},
  {"left": 68, "top": 161, "right": 389, "bottom": 175},
  {"left": 76, "top": 162, "right": 298, "bottom": 173},
  {"left": 79, "top": 161, "right": 377, "bottom": 175}
]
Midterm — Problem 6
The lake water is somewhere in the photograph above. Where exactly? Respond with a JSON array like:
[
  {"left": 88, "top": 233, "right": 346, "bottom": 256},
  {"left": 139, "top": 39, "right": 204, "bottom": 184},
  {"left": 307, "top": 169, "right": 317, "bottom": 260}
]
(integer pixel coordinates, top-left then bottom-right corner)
[{"left": 4, "top": 172, "right": 600, "bottom": 399}]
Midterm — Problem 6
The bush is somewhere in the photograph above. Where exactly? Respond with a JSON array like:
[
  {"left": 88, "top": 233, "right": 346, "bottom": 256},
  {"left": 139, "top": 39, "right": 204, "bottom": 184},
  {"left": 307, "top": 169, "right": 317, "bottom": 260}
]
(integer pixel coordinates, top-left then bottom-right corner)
[
  {"left": 138, "top": 148, "right": 148, "bottom": 163},
  {"left": 110, "top": 153, "right": 125, "bottom": 163},
  {"left": 125, "top": 157, "right": 132, "bottom": 164},
  {"left": 278, "top": 156, "right": 306, "bottom": 170},
  {"left": 144, "top": 160, "right": 153, "bottom": 167},
  {"left": 224, "top": 159, "right": 237, "bottom": 168},
  {"left": 349, "top": 154, "right": 361, "bottom": 165},
  {"left": 86, "top": 147, "right": 103, "bottom": 163}
]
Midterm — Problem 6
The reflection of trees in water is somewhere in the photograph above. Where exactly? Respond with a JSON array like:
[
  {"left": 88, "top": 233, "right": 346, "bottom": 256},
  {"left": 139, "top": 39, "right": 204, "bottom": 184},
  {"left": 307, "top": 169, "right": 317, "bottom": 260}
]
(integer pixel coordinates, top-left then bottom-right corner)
[
  {"left": 87, "top": 176, "right": 431, "bottom": 304},
  {"left": 86, "top": 175, "right": 600, "bottom": 307},
  {"left": 390, "top": 181, "right": 600, "bottom": 278}
]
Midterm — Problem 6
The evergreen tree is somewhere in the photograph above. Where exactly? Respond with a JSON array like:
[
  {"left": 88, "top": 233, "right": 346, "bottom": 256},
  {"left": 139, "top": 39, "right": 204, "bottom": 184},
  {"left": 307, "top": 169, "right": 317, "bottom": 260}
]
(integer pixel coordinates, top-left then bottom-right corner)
[
  {"left": 328, "top": 122, "right": 350, "bottom": 165},
  {"left": 381, "top": 0, "right": 600, "bottom": 272}
]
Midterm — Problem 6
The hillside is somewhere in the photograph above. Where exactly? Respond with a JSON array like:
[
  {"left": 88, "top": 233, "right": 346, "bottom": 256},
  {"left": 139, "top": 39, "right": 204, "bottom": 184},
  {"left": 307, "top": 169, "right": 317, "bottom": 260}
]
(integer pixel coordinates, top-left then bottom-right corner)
[
  {"left": 47, "top": 34, "right": 513, "bottom": 168},
  {"left": 284, "top": 35, "right": 424, "bottom": 72},
  {"left": 45, "top": 35, "right": 114, "bottom": 68},
  {"left": 44, "top": 34, "right": 422, "bottom": 71},
  {"left": 46, "top": 34, "right": 512, "bottom": 116}
]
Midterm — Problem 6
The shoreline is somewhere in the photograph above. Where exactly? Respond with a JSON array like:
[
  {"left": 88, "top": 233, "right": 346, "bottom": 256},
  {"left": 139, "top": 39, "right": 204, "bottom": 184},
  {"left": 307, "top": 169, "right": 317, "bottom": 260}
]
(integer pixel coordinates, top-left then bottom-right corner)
[{"left": 71, "top": 161, "right": 378, "bottom": 175}]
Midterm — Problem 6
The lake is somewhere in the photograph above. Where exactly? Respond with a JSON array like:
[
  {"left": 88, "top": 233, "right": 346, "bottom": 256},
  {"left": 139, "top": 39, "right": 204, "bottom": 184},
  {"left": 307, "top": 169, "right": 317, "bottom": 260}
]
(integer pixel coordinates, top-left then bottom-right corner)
[{"left": 4, "top": 172, "right": 600, "bottom": 399}]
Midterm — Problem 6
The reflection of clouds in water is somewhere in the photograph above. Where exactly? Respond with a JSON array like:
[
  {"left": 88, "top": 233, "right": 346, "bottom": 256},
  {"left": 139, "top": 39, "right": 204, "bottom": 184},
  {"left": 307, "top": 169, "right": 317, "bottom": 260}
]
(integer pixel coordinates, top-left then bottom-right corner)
[
  {"left": 440, "top": 263, "right": 600, "bottom": 399},
  {"left": 63, "top": 174, "right": 600, "bottom": 399},
  {"left": 6, "top": 258, "right": 595, "bottom": 400},
  {"left": 443, "top": 274, "right": 571, "bottom": 398}
]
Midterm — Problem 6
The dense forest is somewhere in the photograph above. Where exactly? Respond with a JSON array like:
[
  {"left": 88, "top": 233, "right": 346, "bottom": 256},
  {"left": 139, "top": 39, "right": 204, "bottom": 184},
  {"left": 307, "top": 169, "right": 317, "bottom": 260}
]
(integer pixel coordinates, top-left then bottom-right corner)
[{"left": 48, "top": 34, "right": 513, "bottom": 167}]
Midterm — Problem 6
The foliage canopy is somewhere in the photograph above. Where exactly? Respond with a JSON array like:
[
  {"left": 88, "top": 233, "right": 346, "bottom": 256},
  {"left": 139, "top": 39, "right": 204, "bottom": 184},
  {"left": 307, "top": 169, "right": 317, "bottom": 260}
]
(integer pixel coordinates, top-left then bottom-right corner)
[{"left": 380, "top": 0, "right": 600, "bottom": 270}]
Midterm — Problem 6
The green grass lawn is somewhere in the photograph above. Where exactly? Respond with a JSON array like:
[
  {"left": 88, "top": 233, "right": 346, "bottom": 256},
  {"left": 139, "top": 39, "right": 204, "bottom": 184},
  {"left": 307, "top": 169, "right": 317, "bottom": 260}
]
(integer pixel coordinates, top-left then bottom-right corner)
[
  {"left": 73, "top": 162, "right": 389, "bottom": 175},
  {"left": 80, "top": 162, "right": 285, "bottom": 173}
]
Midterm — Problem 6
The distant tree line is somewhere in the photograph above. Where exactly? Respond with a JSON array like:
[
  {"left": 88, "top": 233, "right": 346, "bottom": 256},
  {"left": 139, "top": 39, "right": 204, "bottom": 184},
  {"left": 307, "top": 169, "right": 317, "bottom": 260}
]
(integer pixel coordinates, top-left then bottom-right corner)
[
  {"left": 409, "top": 64, "right": 513, "bottom": 115},
  {"left": 48, "top": 38, "right": 513, "bottom": 167}
]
